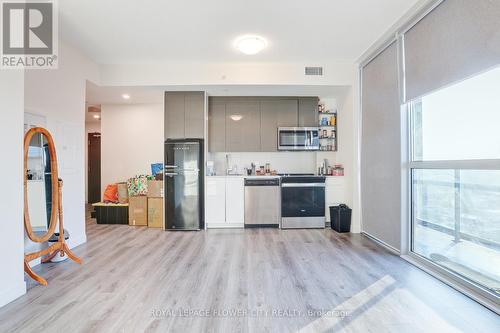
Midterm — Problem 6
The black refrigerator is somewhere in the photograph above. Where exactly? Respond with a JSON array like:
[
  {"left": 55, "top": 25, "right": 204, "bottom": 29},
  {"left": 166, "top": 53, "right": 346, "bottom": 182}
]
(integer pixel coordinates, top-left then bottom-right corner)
[{"left": 164, "top": 139, "right": 204, "bottom": 230}]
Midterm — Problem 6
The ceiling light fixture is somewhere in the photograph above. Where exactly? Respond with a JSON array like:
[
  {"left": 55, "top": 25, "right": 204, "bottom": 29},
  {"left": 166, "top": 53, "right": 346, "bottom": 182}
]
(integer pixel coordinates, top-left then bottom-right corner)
[
  {"left": 122, "top": 94, "right": 130, "bottom": 100},
  {"left": 235, "top": 35, "right": 267, "bottom": 55},
  {"left": 93, "top": 114, "right": 100, "bottom": 119},
  {"left": 230, "top": 114, "right": 243, "bottom": 121}
]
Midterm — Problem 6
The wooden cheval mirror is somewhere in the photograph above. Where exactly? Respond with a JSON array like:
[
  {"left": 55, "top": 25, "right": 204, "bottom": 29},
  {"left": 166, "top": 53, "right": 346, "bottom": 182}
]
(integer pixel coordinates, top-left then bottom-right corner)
[{"left": 24, "top": 127, "right": 82, "bottom": 286}]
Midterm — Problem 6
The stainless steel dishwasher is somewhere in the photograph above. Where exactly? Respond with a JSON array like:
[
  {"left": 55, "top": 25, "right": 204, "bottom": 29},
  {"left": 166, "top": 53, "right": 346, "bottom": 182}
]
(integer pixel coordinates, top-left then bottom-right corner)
[{"left": 244, "top": 178, "right": 281, "bottom": 228}]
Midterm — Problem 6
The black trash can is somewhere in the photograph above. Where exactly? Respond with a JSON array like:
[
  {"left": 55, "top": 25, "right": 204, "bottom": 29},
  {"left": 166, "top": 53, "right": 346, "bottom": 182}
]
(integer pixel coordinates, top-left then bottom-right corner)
[{"left": 330, "top": 204, "right": 352, "bottom": 233}]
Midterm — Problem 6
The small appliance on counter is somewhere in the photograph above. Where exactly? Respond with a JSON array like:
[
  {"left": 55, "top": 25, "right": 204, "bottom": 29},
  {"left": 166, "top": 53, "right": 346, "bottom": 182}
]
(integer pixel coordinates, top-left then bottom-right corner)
[
  {"left": 206, "top": 160, "right": 216, "bottom": 176},
  {"left": 318, "top": 159, "right": 344, "bottom": 176},
  {"left": 280, "top": 175, "right": 326, "bottom": 229}
]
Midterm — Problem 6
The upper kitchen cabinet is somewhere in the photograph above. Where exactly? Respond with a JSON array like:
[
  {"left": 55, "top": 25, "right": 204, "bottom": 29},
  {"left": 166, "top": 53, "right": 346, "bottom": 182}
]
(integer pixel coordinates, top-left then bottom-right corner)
[
  {"left": 208, "top": 96, "right": 319, "bottom": 152},
  {"left": 165, "top": 91, "right": 205, "bottom": 140},
  {"left": 298, "top": 97, "right": 319, "bottom": 127},
  {"left": 260, "top": 99, "right": 298, "bottom": 151},
  {"left": 208, "top": 100, "right": 226, "bottom": 152},
  {"left": 225, "top": 100, "right": 261, "bottom": 152},
  {"left": 185, "top": 92, "right": 205, "bottom": 138}
]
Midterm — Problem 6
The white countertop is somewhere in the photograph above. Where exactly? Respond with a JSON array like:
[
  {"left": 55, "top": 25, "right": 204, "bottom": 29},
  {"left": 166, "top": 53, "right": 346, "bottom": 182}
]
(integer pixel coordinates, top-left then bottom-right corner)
[{"left": 207, "top": 175, "right": 280, "bottom": 179}]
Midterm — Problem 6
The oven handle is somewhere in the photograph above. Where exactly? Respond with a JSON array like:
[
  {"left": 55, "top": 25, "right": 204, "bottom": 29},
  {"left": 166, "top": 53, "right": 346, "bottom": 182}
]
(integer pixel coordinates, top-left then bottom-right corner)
[{"left": 281, "top": 183, "right": 325, "bottom": 188}]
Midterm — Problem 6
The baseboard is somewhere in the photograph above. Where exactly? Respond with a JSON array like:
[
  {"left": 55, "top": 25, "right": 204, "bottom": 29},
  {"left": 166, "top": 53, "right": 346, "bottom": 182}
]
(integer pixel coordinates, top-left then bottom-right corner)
[
  {"left": 67, "top": 234, "right": 87, "bottom": 249},
  {"left": 206, "top": 223, "right": 244, "bottom": 229},
  {"left": 361, "top": 232, "right": 401, "bottom": 255},
  {"left": 0, "top": 281, "right": 26, "bottom": 308}
]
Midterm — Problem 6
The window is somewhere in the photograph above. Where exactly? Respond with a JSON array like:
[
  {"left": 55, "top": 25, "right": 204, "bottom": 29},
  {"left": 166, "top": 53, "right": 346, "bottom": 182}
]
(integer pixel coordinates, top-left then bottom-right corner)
[{"left": 410, "top": 66, "right": 500, "bottom": 298}]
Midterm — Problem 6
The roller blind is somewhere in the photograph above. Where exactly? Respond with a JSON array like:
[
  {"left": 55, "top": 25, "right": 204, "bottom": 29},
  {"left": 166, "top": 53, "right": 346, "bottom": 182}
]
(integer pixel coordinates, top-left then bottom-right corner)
[
  {"left": 361, "top": 42, "right": 402, "bottom": 251},
  {"left": 405, "top": 0, "right": 500, "bottom": 101}
]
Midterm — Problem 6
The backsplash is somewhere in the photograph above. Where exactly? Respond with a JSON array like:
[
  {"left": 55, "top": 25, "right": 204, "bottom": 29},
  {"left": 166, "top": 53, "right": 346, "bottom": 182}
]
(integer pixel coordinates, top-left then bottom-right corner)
[{"left": 208, "top": 152, "right": 317, "bottom": 175}]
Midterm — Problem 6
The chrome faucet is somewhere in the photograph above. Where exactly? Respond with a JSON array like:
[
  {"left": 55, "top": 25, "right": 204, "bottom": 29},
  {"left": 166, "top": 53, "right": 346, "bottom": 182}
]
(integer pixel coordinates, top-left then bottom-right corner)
[{"left": 225, "top": 154, "right": 233, "bottom": 175}]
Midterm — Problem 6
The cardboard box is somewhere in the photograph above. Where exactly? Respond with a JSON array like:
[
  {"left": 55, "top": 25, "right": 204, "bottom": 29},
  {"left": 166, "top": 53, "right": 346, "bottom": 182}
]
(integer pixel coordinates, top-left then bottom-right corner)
[
  {"left": 117, "top": 182, "right": 129, "bottom": 203},
  {"left": 128, "top": 196, "right": 148, "bottom": 226},
  {"left": 147, "top": 180, "right": 164, "bottom": 198},
  {"left": 147, "top": 198, "right": 164, "bottom": 228}
]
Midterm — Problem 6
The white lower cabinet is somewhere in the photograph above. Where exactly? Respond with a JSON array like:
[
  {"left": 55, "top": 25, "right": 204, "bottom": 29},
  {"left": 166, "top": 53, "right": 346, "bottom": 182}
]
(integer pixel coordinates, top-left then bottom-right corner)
[
  {"left": 225, "top": 177, "right": 244, "bottom": 225},
  {"left": 206, "top": 178, "right": 226, "bottom": 225},
  {"left": 206, "top": 177, "right": 244, "bottom": 228}
]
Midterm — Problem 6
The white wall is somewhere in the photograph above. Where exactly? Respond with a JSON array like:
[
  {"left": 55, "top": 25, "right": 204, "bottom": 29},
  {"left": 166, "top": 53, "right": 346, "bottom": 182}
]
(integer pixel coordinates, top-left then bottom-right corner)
[
  {"left": 0, "top": 71, "right": 26, "bottom": 307},
  {"left": 100, "top": 61, "right": 357, "bottom": 87},
  {"left": 24, "top": 42, "right": 100, "bottom": 249},
  {"left": 85, "top": 121, "right": 101, "bottom": 203},
  {"left": 316, "top": 91, "right": 359, "bottom": 232},
  {"left": 100, "top": 104, "right": 163, "bottom": 193}
]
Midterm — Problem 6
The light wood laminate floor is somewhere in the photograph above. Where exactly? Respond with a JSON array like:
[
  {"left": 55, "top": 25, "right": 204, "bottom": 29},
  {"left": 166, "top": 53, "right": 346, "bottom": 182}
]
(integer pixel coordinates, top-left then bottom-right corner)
[{"left": 0, "top": 210, "right": 498, "bottom": 333}]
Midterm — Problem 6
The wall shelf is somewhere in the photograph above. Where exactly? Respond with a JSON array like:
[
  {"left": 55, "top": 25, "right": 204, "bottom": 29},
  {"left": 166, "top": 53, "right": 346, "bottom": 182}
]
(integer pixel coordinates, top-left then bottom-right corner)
[{"left": 318, "top": 105, "right": 337, "bottom": 152}]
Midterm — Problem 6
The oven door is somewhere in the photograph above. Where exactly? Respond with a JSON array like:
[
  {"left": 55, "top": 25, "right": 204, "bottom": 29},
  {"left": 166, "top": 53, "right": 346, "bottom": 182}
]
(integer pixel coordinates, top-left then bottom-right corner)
[
  {"left": 281, "top": 183, "right": 325, "bottom": 218},
  {"left": 278, "top": 127, "right": 319, "bottom": 151}
]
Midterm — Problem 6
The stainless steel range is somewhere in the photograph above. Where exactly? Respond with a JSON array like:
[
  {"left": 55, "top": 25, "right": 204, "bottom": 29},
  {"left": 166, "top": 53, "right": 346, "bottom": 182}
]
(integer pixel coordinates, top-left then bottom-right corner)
[{"left": 280, "top": 175, "right": 326, "bottom": 229}]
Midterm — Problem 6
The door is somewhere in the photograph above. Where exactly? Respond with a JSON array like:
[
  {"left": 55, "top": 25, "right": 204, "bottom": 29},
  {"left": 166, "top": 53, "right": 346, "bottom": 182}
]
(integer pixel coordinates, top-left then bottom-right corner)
[
  {"left": 260, "top": 99, "right": 298, "bottom": 151},
  {"left": 281, "top": 185, "right": 325, "bottom": 218},
  {"left": 184, "top": 92, "right": 205, "bottom": 138},
  {"left": 225, "top": 177, "right": 244, "bottom": 225},
  {"left": 165, "top": 140, "right": 203, "bottom": 230},
  {"left": 278, "top": 128, "right": 319, "bottom": 150},
  {"left": 225, "top": 100, "right": 261, "bottom": 152},
  {"left": 208, "top": 100, "right": 226, "bottom": 152},
  {"left": 206, "top": 177, "right": 226, "bottom": 225},
  {"left": 298, "top": 97, "right": 319, "bottom": 127},
  {"left": 165, "top": 92, "right": 186, "bottom": 139},
  {"left": 88, "top": 132, "right": 101, "bottom": 204}
]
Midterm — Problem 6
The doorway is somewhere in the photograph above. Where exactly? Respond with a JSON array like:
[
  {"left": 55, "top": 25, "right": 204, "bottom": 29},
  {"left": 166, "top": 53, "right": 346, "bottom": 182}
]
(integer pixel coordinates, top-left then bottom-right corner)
[{"left": 88, "top": 132, "right": 101, "bottom": 204}]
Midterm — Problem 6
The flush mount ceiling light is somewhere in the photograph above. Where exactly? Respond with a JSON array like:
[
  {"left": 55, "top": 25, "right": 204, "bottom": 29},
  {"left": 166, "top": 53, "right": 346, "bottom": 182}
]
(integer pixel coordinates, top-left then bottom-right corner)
[
  {"left": 122, "top": 94, "right": 130, "bottom": 100},
  {"left": 93, "top": 114, "right": 100, "bottom": 119},
  {"left": 235, "top": 35, "right": 267, "bottom": 55},
  {"left": 230, "top": 114, "right": 243, "bottom": 121}
]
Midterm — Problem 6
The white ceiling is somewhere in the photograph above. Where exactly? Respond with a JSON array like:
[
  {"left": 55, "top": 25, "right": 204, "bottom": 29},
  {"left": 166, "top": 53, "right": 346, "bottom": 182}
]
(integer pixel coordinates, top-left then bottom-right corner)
[
  {"left": 61, "top": 0, "right": 419, "bottom": 65},
  {"left": 85, "top": 81, "right": 350, "bottom": 105}
]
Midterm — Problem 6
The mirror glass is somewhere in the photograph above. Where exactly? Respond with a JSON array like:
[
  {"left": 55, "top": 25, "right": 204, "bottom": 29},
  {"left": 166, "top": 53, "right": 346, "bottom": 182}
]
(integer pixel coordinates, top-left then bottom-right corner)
[{"left": 26, "top": 132, "right": 53, "bottom": 234}]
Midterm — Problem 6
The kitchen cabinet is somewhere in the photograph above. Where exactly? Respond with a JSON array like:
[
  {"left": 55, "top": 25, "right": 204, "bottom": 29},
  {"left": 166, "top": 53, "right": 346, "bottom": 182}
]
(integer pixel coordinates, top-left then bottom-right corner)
[
  {"left": 206, "top": 177, "right": 226, "bottom": 224},
  {"left": 225, "top": 177, "right": 244, "bottom": 224},
  {"left": 165, "top": 92, "right": 186, "bottom": 139},
  {"left": 260, "top": 99, "right": 298, "bottom": 151},
  {"left": 225, "top": 100, "right": 261, "bottom": 152},
  {"left": 208, "top": 96, "right": 319, "bottom": 152},
  {"left": 165, "top": 91, "right": 205, "bottom": 139},
  {"left": 208, "top": 100, "right": 226, "bottom": 152},
  {"left": 185, "top": 92, "right": 205, "bottom": 138},
  {"left": 206, "top": 176, "right": 245, "bottom": 228},
  {"left": 298, "top": 97, "right": 319, "bottom": 127}
]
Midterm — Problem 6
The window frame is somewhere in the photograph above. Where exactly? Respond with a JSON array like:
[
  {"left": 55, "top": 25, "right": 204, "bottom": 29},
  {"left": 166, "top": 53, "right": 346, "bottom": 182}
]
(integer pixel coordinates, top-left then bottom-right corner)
[{"left": 404, "top": 84, "right": 500, "bottom": 306}]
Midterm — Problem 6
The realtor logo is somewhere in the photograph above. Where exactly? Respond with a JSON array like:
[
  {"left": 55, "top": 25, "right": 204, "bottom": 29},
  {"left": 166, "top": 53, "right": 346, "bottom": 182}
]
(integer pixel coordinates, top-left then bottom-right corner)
[{"left": 1, "top": 0, "right": 58, "bottom": 68}]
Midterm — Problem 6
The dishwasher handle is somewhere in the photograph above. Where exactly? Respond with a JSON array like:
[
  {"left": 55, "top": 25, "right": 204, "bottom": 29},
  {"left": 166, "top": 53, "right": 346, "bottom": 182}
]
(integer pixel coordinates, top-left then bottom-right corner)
[{"left": 244, "top": 178, "right": 280, "bottom": 186}]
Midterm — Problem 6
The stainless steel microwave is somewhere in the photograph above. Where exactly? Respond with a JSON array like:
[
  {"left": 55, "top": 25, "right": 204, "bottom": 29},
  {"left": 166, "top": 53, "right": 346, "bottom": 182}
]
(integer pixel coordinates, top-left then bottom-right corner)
[{"left": 277, "top": 127, "right": 320, "bottom": 151}]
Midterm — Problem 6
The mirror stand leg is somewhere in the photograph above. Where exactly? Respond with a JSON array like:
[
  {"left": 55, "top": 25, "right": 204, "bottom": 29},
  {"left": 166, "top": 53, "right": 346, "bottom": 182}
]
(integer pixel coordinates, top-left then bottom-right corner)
[
  {"left": 62, "top": 242, "right": 82, "bottom": 264},
  {"left": 24, "top": 259, "right": 48, "bottom": 286},
  {"left": 41, "top": 251, "right": 58, "bottom": 263}
]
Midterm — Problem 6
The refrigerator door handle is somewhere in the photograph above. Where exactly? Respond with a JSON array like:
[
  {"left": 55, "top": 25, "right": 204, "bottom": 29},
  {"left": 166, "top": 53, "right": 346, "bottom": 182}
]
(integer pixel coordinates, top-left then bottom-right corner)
[{"left": 165, "top": 172, "right": 178, "bottom": 177}]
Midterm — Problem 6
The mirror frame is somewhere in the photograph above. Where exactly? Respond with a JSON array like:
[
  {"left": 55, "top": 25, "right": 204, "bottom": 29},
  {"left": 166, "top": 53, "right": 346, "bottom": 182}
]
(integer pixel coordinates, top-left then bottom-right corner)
[{"left": 24, "top": 127, "right": 59, "bottom": 243}]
